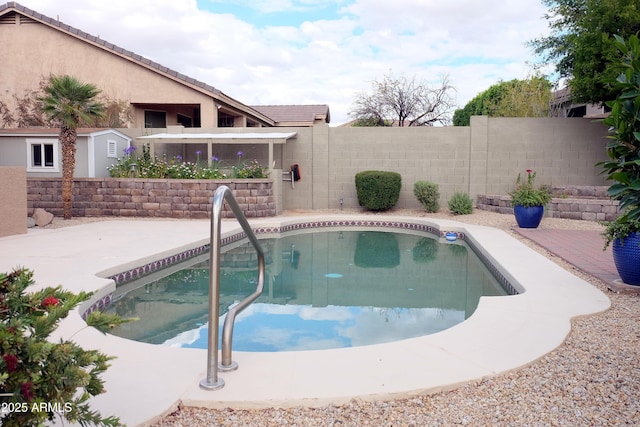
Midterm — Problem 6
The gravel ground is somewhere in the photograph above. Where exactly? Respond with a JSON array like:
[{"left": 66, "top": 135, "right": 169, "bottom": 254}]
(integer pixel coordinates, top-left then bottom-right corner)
[{"left": 44, "top": 209, "right": 640, "bottom": 426}]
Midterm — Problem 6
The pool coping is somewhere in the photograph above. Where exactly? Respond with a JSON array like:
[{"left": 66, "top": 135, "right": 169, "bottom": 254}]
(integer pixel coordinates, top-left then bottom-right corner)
[{"left": 0, "top": 215, "right": 611, "bottom": 426}]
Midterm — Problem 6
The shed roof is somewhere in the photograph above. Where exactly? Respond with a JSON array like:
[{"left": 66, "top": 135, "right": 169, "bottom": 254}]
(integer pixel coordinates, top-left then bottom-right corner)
[
  {"left": 250, "top": 105, "right": 330, "bottom": 125},
  {"left": 0, "top": 128, "right": 130, "bottom": 139},
  {"left": 137, "top": 132, "right": 296, "bottom": 143}
]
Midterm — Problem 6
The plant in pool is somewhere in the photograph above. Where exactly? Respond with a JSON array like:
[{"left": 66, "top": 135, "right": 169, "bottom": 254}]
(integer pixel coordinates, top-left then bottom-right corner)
[
  {"left": 509, "top": 169, "right": 552, "bottom": 207},
  {"left": 0, "top": 268, "right": 131, "bottom": 427},
  {"left": 412, "top": 237, "right": 439, "bottom": 263}
]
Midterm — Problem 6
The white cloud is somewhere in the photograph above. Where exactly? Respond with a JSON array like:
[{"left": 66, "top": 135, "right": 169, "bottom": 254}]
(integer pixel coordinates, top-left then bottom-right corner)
[{"left": 20, "top": 0, "right": 551, "bottom": 124}]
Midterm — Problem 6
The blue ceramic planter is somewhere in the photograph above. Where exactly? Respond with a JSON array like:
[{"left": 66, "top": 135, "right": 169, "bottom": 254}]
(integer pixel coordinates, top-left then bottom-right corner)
[
  {"left": 612, "top": 232, "right": 640, "bottom": 286},
  {"left": 513, "top": 205, "right": 544, "bottom": 228}
]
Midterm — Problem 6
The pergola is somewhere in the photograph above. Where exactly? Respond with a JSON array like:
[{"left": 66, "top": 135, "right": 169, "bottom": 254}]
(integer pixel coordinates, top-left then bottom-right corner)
[{"left": 136, "top": 132, "right": 297, "bottom": 169}]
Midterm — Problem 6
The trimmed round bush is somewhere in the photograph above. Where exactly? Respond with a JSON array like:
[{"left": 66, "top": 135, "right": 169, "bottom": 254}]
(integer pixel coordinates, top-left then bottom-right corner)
[
  {"left": 448, "top": 192, "right": 474, "bottom": 215},
  {"left": 355, "top": 170, "right": 401, "bottom": 211},
  {"left": 413, "top": 181, "right": 440, "bottom": 212}
]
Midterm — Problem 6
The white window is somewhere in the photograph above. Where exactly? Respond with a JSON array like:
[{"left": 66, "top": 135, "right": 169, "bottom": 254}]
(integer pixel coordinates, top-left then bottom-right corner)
[
  {"left": 26, "top": 139, "right": 60, "bottom": 172},
  {"left": 107, "top": 140, "right": 118, "bottom": 158}
]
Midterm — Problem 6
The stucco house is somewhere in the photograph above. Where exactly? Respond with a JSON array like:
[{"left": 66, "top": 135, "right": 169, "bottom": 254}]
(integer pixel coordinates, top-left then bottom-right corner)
[
  {"left": 0, "top": 1, "right": 332, "bottom": 180},
  {"left": 0, "top": 128, "right": 131, "bottom": 178},
  {"left": 0, "top": 2, "right": 330, "bottom": 129}
]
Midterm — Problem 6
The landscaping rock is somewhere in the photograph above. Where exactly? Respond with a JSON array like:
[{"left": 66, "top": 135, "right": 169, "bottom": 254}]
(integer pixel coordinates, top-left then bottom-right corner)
[{"left": 32, "top": 208, "right": 54, "bottom": 227}]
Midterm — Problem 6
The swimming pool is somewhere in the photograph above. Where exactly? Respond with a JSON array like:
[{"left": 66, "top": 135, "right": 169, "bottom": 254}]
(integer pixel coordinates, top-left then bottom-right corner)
[
  {"left": 104, "top": 229, "right": 508, "bottom": 351},
  {"left": 6, "top": 214, "right": 609, "bottom": 423}
]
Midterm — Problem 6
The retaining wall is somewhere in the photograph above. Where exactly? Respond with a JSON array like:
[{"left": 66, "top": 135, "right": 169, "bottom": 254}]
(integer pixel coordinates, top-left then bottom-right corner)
[
  {"left": 476, "top": 186, "right": 619, "bottom": 221},
  {"left": 26, "top": 178, "right": 275, "bottom": 219}
]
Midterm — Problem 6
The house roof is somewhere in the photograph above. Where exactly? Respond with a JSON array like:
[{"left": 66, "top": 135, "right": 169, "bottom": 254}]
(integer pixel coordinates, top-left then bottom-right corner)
[
  {"left": 250, "top": 105, "right": 330, "bottom": 125},
  {"left": 0, "top": 2, "right": 331, "bottom": 127},
  {"left": 0, "top": 127, "right": 131, "bottom": 140},
  {"left": 0, "top": 2, "right": 275, "bottom": 126}
]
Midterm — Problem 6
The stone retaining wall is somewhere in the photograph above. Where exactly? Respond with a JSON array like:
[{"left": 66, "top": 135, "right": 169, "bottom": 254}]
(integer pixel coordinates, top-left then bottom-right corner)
[
  {"left": 476, "top": 186, "right": 619, "bottom": 221},
  {"left": 27, "top": 178, "right": 275, "bottom": 219}
]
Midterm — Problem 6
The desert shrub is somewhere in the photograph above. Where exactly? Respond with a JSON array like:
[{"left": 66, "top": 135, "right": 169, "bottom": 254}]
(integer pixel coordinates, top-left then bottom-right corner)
[
  {"left": 448, "top": 192, "right": 474, "bottom": 215},
  {"left": 0, "top": 268, "right": 129, "bottom": 427},
  {"left": 413, "top": 181, "right": 440, "bottom": 212},
  {"left": 355, "top": 170, "right": 401, "bottom": 211}
]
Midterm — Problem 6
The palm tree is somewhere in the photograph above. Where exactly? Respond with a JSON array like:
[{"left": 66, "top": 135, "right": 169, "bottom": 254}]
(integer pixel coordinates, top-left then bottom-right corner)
[{"left": 39, "top": 75, "right": 105, "bottom": 219}]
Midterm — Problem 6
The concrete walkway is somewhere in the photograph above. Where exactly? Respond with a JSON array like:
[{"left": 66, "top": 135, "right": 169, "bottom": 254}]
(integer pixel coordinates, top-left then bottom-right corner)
[{"left": 515, "top": 228, "right": 625, "bottom": 289}]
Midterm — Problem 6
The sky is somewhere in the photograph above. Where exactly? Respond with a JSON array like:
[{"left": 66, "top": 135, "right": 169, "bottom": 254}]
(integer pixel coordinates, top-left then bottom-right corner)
[{"left": 20, "top": 0, "right": 552, "bottom": 125}]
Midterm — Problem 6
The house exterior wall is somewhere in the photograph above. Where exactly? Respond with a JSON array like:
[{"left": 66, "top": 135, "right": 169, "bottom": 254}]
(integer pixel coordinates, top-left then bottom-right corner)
[
  {"left": 1, "top": 18, "right": 218, "bottom": 127},
  {"left": 0, "top": 167, "right": 27, "bottom": 237},
  {"left": 0, "top": 135, "right": 86, "bottom": 178},
  {"left": 0, "top": 132, "right": 129, "bottom": 178}
]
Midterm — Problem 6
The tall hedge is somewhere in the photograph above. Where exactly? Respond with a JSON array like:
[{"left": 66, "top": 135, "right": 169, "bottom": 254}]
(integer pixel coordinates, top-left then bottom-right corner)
[{"left": 355, "top": 170, "right": 401, "bottom": 211}]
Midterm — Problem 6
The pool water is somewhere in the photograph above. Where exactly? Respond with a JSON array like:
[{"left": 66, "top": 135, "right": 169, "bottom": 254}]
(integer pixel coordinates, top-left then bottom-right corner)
[{"left": 104, "top": 230, "right": 507, "bottom": 351}]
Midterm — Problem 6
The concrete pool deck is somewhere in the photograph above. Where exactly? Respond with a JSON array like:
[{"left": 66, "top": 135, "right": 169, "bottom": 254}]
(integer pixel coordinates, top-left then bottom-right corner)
[{"left": 0, "top": 215, "right": 611, "bottom": 426}]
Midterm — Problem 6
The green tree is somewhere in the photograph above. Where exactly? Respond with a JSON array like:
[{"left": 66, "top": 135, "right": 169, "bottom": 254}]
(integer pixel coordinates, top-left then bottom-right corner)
[
  {"left": 39, "top": 75, "right": 105, "bottom": 219},
  {"left": 529, "top": 0, "right": 640, "bottom": 105},
  {"left": 453, "top": 76, "right": 552, "bottom": 126}
]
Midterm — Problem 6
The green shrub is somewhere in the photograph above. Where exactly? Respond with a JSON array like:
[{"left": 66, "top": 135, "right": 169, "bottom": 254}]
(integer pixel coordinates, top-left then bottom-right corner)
[
  {"left": 355, "top": 171, "right": 402, "bottom": 211},
  {"left": 0, "top": 268, "right": 130, "bottom": 427},
  {"left": 413, "top": 181, "right": 440, "bottom": 212},
  {"left": 448, "top": 192, "right": 474, "bottom": 215}
]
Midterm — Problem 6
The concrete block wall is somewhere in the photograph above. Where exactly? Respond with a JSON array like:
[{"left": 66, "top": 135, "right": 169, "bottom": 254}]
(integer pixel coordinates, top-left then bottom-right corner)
[
  {"left": 480, "top": 117, "right": 608, "bottom": 195},
  {"left": 326, "top": 126, "right": 471, "bottom": 210},
  {"left": 276, "top": 117, "right": 610, "bottom": 211},
  {"left": 27, "top": 178, "right": 275, "bottom": 219},
  {"left": 115, "top": 117, "right": 610, "bottom": 214}
]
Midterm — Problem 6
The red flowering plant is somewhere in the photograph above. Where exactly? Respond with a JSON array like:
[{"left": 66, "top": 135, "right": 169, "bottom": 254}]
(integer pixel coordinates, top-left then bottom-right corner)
[
  {"left": 0, "top": 268, "right": 130, "bottom": 427},
  {"left": 509, "top": 169, "right": 552, "bottom": 207}
]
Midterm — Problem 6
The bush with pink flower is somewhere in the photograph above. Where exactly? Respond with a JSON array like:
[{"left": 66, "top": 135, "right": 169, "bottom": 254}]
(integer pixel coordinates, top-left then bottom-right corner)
[{"left": 509, "top": 169, "right": 552, "bottom": 207}]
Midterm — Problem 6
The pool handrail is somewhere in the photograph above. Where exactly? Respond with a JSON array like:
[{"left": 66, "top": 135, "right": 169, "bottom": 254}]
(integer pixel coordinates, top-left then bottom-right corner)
[{"left": 199, "top": 185, "right": 265, "bottom": 391}]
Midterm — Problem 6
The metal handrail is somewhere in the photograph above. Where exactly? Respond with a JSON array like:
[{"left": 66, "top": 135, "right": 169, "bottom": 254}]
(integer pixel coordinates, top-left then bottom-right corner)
[{"left": 199, "top": 185, "right": 265, "bottom": 391}]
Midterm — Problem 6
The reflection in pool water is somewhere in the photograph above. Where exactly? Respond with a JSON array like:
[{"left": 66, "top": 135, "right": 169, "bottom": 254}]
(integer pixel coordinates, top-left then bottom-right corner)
[{"left": 105, "top": 230, "right": 507, "bottom": 351}]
